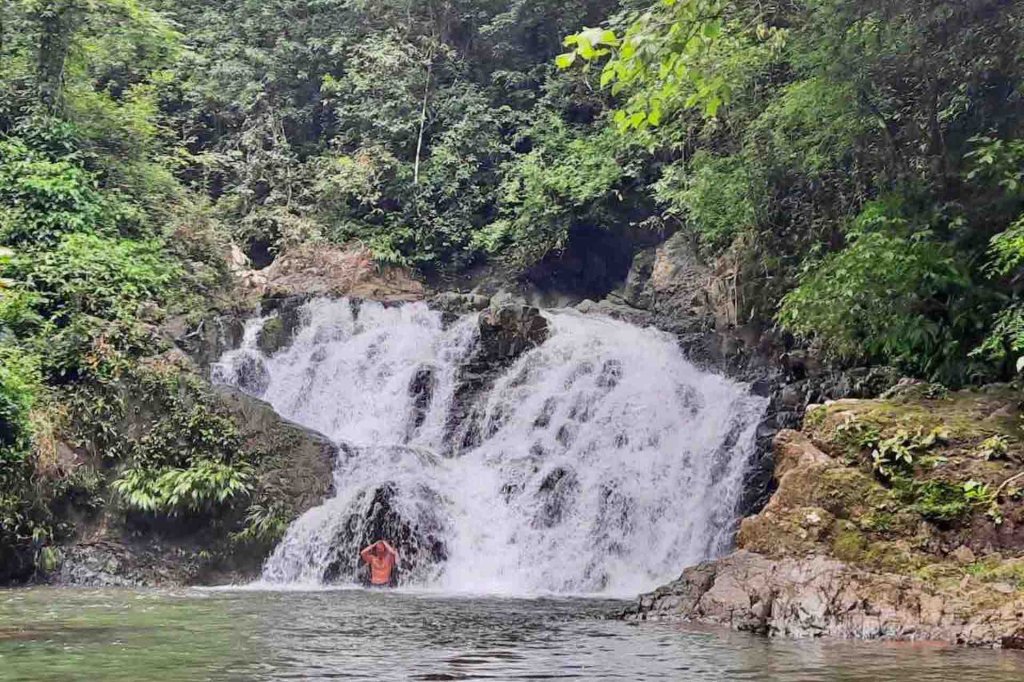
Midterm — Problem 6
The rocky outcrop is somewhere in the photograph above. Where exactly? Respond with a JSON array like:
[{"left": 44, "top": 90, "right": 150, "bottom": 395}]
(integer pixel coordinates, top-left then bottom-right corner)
[
  {"left": 629, "top": 550, "right": 1024, "bottom": 646},
  {"left": 444, "top": 299, "right": 550, "bottom": 454},
  {"left": 627, "top": 388, "right": 1024, "bottom": 647},
  {"left": 165, "top": 312, "right": 247, "bottom": 370},
  {"left": 51, "top": 388, "right": 338, "bottom": 587},
  {"left": 320, "top": 466, "right": 449, "bottom": 586},
  {"left": 476, "top": 298, "right": 550, "bottom": 365},
  {"left": 620, "top": 232, "right": 719, "bottom": 327},
  {"left": 213, "top": 386, "right": 337, "bottom": 520},
  {"left": 238, "top": 243, "right": 425, "bottom": 302}
]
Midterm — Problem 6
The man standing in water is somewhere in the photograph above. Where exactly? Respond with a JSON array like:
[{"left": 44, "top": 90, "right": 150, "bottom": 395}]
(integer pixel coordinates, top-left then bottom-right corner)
[{"left": 359, "top": 540, "right": 399, "bottom": 587}]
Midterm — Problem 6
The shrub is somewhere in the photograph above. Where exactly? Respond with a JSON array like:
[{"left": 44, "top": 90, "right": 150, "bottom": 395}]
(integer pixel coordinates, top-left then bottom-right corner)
[
  {"left": 233, "top": 501, "right": 292, "bottom": 546},
  {"left": 16, "top": 232, "right": 179, "bottom": 321},
  {"left": 113, "top": 460, "right": 253, "bottom": 516},
  {"left": 654, "top": 151, "right": 757, "bottom": 255},
  {"left": 0, "top": 345, "right": 41, "bottom": 455},
  {"left": 894, "top": 478, "right": 998, "bottom": 525},
  {"left": 778, "top": 201, "right": 971, "bottom": 378},
  {"left": 0, "top": 137, "right": 120, "bottom": 246}
]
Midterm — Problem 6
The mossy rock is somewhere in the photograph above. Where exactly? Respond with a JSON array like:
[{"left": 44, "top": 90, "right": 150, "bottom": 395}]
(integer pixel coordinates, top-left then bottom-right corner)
[
  {"left": 807, "top": 388, "right": 1024, "bottom": 461},
  {"left": 771, "top": 387, "right": 1024, "bottom": 578},
  {"left": 255, "top": 301, "right": 305, "bottom": 355}
]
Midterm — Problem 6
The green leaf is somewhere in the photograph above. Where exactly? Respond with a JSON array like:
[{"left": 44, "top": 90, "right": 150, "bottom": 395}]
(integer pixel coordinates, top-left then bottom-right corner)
[
  {"left": 555, "top": 53, "right": 576, "bottom": 69},
  {"left": 702, "top": 20, "right": 721, "bottom": 40}
]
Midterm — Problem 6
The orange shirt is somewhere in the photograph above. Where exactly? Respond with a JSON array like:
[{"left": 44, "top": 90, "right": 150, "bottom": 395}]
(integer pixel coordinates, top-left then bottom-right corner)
[{"left": 360, "top": 543, "right": 397, "bottom": 585}]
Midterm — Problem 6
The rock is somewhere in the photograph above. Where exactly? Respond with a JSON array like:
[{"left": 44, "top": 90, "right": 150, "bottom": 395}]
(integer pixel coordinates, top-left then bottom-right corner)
[
  {"left": 321, "top": 472, "right": 448, "bottom": 586},
  {"left": 645, "top": 232, "right": 713, "bottom": 321},
  {"left": 626, "top": 550, "right": 1024, "bottom": 646},
  {"left": 621, "top": 248, "right": 656, "bottom": 309},
  {"left": 228, "top": 243, "right": 250, "bottom": 272},
  {"left": 406, "top": 367, "right": 437, "bottom": 440},
  {"left": 170, "top": 313, "right": 247, "bottom": 369},
  {"left": 232, "top": 354, "right": 270, "bottom": 396},
  {"left": 247, "top": 243, "right": 425, "bottom": 301},
  {"left": 1003, "top": 628, "right": 1024, "bottom": 650},
  {"left": 429, "top": 291, "right": 491, "bottom": 316},
  {"left": 443, "top": 303, "right": 550, "bottom": 454},
  {"left": 476, "top": 301, "right": 550, "bottom": 365},
  {"left": 54, "top": 541, "right": 199, "bottom": 587},
  {"left": 880, "top": 377, "right": 927, "bottom": 399},
  {"left": 951, "top": 545, "right": 977, "bottom": 565},
  {"left": 52, "top": 387, "right": 338, "bottom": 587},
  {"left": 256, "top": 297, "right": 306, "bottom": 355},
  {"left": 214, "top": 386, "right": 337, "bottom": 521},
  {"left": 632, "top": 391, "right": 1024, "bottom": 647},
  {"left": 779, "top": 384, "right": 804, "bottom": 409}
]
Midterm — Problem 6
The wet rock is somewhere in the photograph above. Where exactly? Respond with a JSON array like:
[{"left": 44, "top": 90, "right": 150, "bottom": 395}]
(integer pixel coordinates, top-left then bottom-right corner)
[
  {"left": 232, "top": 354, "right": 270, "bottom": 396},
  {"left": 443, "top": 302, "right": 550, "bottom": 454},
  {"left": 169, "top": 313, "right": 247, "bottom": 369},
  {"left": 214, "top": 387, "right": 337, "bottom": 521},
  {"left": 256, "top": 297, "right": 306, "bottom": 355},
  {"left": 406, "top": 366, "right": 437, "bottom": 439},
  {"left": 534, "top": 467, "right": 579, "bottom": 529},
  {"left": 621, "top": 248, "right": 656, "bottom": 309},
  {"left": 321, "top": 471, "right": 448, "bottom": 586},
  {"left": 429, "top": 291, "right": 491, "bottom": 316},
  {"left": 477, "top": 302, "right": 549, "bottom": 363}
]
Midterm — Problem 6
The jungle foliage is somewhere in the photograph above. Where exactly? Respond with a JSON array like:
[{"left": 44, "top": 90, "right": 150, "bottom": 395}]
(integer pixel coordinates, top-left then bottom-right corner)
[{"left": 563, "top": 0, "right": 1024, "bottom": 383}]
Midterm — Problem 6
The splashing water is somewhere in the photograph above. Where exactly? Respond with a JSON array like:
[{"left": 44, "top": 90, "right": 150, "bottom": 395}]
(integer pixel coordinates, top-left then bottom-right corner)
[{"left": 213, "top": 298, "right": 766, "bottom": 595}]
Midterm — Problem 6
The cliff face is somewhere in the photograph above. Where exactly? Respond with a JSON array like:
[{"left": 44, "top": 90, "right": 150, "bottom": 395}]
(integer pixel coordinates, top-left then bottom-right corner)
[{"left": 628, "top": 385, "right": 1024, "bottom": 647}]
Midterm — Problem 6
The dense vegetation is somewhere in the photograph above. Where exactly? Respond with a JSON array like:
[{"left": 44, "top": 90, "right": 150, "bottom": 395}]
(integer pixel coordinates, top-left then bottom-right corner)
[{"left": 1, "top": 0, "right": 1024, "bottom": 577}]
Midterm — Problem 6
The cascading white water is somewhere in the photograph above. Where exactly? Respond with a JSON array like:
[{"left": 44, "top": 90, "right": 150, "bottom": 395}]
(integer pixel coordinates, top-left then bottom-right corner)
[{"left": 213, "top": 297, "right": 766, "bottom": 595}]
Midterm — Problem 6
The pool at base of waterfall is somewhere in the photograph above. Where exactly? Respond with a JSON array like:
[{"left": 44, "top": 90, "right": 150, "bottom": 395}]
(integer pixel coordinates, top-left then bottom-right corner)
[{"left": 2, "top": 588, "right": 1023, "bottom": 681}]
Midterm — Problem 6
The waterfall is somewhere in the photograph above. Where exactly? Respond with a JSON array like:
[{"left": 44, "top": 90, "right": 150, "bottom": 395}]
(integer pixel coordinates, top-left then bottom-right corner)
[{"left": 212, "top": 297, "right": 766, "bottom": 595}]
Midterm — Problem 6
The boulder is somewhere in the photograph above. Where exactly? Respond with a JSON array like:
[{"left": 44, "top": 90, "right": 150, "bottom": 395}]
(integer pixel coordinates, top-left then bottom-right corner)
[
  {"left": 241, "top": 243, "right": 425, "bottom": 302},
  {"left": 429, "top": 291, "right": 491, "bottom": 317},
  {"left": 443, "top": 302, "right": 550, "bottom": 454},
  {"left": 168, "top": 313, "right": 247, "bottom": 369},
  {"left": 320, "top": 470, "right": 449, "bottom": 586},
  {"left": 256, "top": 296, "right": 306, "bottom": 355},
  {"left": 214, "top": 386, "right": 337, "bottom": 521},
  {"left": 476, "top": 301, "right": 550, "bottom": 365}
]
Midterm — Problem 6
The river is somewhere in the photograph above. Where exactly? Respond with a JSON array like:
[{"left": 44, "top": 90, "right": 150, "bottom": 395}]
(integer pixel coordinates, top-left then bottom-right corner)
[{"left": 2, "top": 587, "right": 1023, "bottom": 681}]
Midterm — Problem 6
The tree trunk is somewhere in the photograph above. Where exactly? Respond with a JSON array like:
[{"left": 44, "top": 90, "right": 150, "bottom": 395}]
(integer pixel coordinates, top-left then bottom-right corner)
[
  {"left": 35, "top": 0, "right": 76, "bottom": 113},
  {"left": 413, "top": 57, "right": 433, "bottom": 186}
]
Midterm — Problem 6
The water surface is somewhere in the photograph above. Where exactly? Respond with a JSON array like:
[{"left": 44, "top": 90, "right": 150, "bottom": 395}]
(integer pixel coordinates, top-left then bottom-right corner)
[{"left": 2, "top": 587, "right": 1023, "bottom": 681}]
